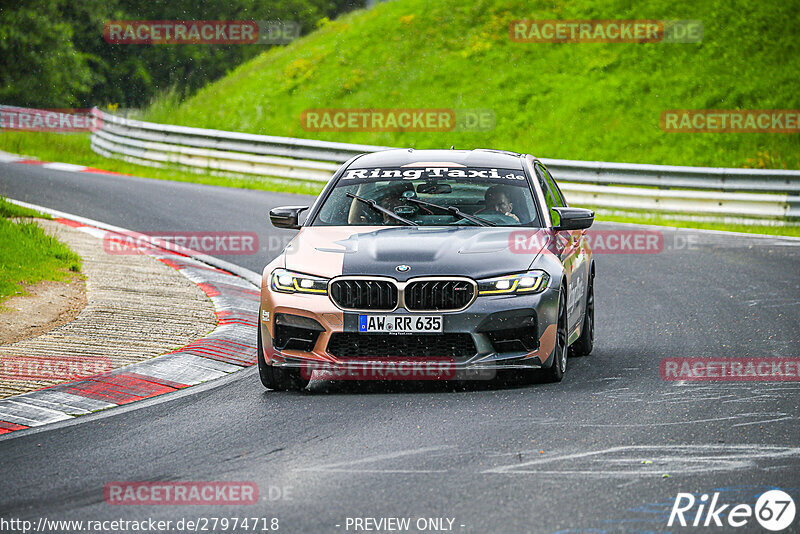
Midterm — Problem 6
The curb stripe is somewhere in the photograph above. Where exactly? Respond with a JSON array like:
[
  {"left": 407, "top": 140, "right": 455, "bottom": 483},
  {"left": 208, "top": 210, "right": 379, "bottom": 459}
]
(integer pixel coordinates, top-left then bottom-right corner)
[
  {"left": 42, "top": 162, "right": 90, "bottom": 172},
  {"left": 54, "top": 218, "right": 85, "bottom": 228},
  {"left": 125, "top": 372, "right": 188, "bottom": 390},
  {"left": 60, "top": 378, "right": 175, "bottom": 405},
  {"left": 0, "top": 421, "right": 28, "bottom": 434},
  {"left": 2, "top": 153, "right": 129, "bottom": 176},
  {"left": 159, "top": 257, "right": 228, "bottom": 274},
  {"left": 80, "top": 167, "right": 128, "bottom": 175}
]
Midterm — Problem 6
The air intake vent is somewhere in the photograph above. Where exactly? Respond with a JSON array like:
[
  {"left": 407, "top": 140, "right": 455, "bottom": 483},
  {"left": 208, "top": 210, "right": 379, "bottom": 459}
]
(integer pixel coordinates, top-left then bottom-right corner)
[{"left": 327, "top": 333, "right": 477, "bottom": 359}]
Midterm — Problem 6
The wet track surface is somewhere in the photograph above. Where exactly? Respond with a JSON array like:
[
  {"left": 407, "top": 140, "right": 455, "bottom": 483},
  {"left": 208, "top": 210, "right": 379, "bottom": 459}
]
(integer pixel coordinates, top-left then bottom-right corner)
[{"left": 1, "top": 164, "right": 799, "bottom": 533}]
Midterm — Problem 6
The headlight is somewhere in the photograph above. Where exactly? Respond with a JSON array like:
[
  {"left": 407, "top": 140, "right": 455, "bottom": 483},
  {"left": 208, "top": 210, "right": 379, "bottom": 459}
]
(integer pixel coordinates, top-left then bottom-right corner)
[
  {"left": 271, "top": 268, "right": 329, "bottom": 294},
  {"left": 477, "top": 270, "right": 549, "bottom": 296}
]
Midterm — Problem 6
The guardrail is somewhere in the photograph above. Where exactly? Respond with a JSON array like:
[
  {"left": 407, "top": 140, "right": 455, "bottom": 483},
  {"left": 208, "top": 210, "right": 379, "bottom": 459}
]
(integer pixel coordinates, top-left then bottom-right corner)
[{"left": 86, "top": 108, "right": 800, "bottom": 221}]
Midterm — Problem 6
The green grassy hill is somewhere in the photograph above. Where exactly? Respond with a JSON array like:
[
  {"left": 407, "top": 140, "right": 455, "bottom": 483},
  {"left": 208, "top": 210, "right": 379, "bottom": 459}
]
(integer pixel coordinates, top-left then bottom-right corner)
[{"left": 144, "top": 0, "right": 800, "bottom": 169}]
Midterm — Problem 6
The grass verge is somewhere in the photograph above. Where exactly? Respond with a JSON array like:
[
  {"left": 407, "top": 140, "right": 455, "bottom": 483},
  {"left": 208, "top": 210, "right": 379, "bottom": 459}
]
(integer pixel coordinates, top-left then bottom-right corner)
[
  {"left": 593, "top": 210, "right": 800, "bottom": 238},
  {"left": 0, "top": 197, "right": 82, "bottom": 307}
]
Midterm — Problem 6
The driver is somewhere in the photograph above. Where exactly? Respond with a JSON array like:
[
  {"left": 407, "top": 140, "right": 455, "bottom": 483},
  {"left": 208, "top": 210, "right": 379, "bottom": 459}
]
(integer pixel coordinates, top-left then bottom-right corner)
[{"left": 483, "top": 185, "right": 520, "bottom": 222}]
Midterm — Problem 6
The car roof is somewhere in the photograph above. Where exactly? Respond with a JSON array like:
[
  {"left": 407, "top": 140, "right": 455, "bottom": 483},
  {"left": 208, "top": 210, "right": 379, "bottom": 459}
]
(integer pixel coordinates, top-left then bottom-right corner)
[{"left": 348, "top": 148, "right": 527, "bottom": 170}]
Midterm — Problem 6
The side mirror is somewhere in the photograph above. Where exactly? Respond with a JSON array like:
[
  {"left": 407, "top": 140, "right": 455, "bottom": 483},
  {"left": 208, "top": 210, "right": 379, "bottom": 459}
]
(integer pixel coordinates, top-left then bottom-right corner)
[
  {"left": 269, "top": 206, "right": 308, "bottom": 229},
  {"left": 552, "top": 207, "right": 594, "bottom": 231}
]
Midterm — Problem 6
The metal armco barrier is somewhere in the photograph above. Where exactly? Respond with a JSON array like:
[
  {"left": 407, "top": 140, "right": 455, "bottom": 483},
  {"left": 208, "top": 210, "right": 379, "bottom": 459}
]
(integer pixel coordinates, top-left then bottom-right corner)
[{"left": 88, "top": 108, "right": 800, "bottom": 220}]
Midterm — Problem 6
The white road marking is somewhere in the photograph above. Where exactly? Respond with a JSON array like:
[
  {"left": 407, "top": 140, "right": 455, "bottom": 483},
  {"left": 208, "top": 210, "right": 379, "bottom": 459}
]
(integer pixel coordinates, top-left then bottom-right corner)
[
  {"left": 483, "top": 445, "right": 800, "bottom": 477},
  {"left": 296, "top": 446, "right": 451, "bottom": 473},
  {"left": 731, "top": 416, "right": 795, "bottom": 427}
]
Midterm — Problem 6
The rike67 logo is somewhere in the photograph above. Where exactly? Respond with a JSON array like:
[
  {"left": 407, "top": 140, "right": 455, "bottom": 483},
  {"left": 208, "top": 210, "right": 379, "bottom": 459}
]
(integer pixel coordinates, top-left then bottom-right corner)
[{"left": 669, "top": 490, "right": 796, "bottom": 531}]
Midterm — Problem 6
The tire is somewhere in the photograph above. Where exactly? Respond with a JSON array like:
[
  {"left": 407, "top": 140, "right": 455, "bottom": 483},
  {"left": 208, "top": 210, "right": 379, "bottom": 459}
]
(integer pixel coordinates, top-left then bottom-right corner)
[
  {"left": 570, "top": 270, "right": 594, "bottom": 357},
  {"left": 257, "top": 319, "right": 309, "bottom": 391},
  {"left": 542, "top": 290, "right": 568, "bottom": 383}
]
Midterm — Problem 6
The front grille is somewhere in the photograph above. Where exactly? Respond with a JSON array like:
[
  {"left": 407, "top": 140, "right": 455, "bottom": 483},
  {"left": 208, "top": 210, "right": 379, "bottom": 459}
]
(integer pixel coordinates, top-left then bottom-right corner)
[
  {"left": 327, "top": 333, "right": 477, "bottom": 359},
  {"left": 405, "top": 280, "right": 475, "bottom": 311},
  {"left": 330, "top": 279, "right": 397, "bottom": 310}
]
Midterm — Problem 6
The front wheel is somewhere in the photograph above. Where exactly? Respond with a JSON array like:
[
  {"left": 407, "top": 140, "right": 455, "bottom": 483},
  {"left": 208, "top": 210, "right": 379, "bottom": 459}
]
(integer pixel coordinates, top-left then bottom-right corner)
[
  {"left": 542, "top": 290, "right": 568, "bottom": 383},
  {"left": 257, "top": 321, "right": 309, "bottom": 391}
]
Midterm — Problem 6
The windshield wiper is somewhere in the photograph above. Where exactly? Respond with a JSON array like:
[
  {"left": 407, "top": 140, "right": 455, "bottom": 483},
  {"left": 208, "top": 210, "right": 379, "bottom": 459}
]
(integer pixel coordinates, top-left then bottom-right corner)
[
  {"left": 406, "top": 197, "right": 496, "bottom": 227},
  {"left": 346, "top": 192, "right": 418, "bottom": 226}
]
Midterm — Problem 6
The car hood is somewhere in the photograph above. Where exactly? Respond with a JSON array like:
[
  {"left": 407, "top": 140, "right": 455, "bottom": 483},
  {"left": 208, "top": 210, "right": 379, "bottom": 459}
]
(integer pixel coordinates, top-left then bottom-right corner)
[{"left": 282, "top": 226, "right": 549, "bottom": 280}]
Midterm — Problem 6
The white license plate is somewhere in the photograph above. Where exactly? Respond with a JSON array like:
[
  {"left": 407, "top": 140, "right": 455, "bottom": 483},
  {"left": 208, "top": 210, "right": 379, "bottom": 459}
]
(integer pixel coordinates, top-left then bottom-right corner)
[{"left": 359, "top": 315, "right": 442, "bottom": 333}]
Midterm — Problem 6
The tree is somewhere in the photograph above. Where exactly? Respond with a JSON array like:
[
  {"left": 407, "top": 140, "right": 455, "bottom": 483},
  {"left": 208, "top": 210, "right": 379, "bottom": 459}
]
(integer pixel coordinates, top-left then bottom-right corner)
[
  {"left": 0, "top": 2, "right": 94, "bottom": 107},
  {"left": 0, "top": 0, "right": 365, "bottom": 108}
]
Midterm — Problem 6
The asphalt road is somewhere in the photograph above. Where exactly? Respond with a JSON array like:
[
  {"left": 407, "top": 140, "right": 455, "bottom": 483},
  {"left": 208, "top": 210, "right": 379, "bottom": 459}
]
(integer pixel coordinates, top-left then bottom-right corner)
[{"left": 1, "top": 163, "right": 799, "bottom": 533}]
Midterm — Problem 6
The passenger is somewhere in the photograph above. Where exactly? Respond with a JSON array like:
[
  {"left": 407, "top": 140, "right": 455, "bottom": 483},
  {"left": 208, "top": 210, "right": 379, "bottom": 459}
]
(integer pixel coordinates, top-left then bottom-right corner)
[{"left": 483, "top": 185, "right": 519, "bottom": 222}]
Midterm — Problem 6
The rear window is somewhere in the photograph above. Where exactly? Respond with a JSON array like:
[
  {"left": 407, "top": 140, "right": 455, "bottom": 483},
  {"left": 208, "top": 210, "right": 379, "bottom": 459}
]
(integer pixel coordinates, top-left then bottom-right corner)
[{"left": 311, "top": 166, "right": 542, "bottom": 227}]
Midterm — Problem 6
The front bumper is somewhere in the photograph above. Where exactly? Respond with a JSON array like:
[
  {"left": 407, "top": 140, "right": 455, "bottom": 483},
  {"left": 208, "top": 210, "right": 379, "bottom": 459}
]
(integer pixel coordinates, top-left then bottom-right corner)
[{"left": 259, "top": 280, "right": 561, "bottom": 373}]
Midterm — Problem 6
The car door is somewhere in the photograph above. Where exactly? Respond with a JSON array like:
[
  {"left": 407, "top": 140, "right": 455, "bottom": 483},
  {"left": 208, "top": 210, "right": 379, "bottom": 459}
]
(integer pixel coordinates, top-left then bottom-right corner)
[{"left": 534, "top": 162, "right": 589, "bottom": 335}]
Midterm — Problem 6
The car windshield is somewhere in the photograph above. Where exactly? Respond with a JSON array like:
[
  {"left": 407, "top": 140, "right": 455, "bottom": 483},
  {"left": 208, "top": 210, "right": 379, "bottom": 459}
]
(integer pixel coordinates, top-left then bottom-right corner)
[{"left": 312, "top": 166, "right": 542, "bottom": 227}]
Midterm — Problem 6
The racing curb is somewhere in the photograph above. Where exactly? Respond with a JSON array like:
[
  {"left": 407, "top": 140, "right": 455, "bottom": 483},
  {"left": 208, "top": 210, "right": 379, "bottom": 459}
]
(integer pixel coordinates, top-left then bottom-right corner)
[
  {"left": 0, "top": 199, "right": 262, "bottom": 436},
  {"left": 0, "top": 150, "right": 130, "bottom": 177}
]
